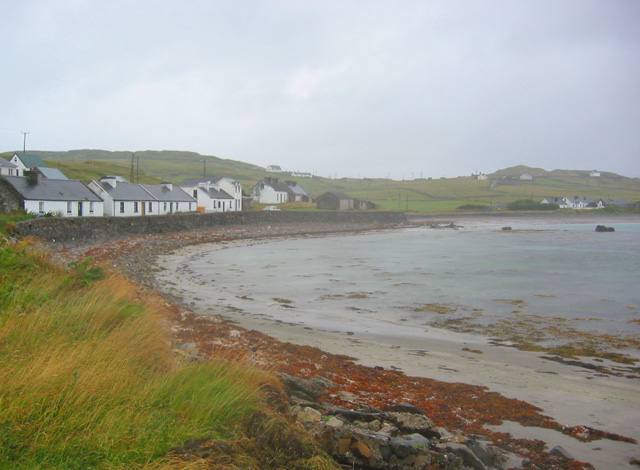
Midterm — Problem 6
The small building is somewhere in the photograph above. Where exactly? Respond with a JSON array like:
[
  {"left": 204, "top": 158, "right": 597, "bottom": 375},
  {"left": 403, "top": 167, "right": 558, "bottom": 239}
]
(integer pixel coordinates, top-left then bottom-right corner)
[
  {"left": 520, "top": 173, "right": 533, "bottom": 181},
  {"left": 590, "top": 170, "right": 601, "bottom": 177},
  {"left": 265, "top": 165, "right": 283, "bottom": 173},
  {"left": 316, "top": 191, "right": 355, "bottom": 211},
  {"left": 0, "top": 157, "right": 21, "bottom": 177},
  {"left": 0, "top": 171, "right": 103, "bottom": 216},
  {"left": 477, "top": 174, "right": 488, "bottom": 180}
]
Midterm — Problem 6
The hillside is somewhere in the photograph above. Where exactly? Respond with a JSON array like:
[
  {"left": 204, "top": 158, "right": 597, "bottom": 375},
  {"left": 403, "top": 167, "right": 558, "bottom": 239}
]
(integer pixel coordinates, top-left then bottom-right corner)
[{"left": 3, "top": 150, "right": 639, "bottom": 212}]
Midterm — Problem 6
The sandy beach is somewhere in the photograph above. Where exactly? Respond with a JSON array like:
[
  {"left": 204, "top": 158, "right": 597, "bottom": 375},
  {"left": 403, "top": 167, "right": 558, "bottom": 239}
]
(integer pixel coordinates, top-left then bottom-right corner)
[{"left": 152, "top": 214, "right": 640, "bottom": 469}]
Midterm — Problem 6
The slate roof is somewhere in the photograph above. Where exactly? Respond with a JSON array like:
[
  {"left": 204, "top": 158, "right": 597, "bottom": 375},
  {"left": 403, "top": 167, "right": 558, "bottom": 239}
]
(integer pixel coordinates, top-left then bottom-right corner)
[
  {"left": 285, "top": 182, "right": 309, "bottom": 197},
  {"left": 94, "top": 181, "right": 156, "bottom": 201},
  {"left": 140, "top": 184, "right": 195, "bottom": 202},
  {"left": 181, "top": 178, "right": 212, "bottom": 186},
  {"left": 0, "top": 157, "right": 18, "bottom": 169},
  {"left": 4, "top": 176, "right": 101, "bottom": 202},
  {"left": 37, "top": 168, "right": 68, "bottom": 180},
  {"left": 13, "top": 152, "right": 46, "bottom": 168},
  {"left": 197, "top": 186, "right": 233, "bottom": 200},
  {"left": 320, "top": 191, "right": 353, "bottom": 200}
]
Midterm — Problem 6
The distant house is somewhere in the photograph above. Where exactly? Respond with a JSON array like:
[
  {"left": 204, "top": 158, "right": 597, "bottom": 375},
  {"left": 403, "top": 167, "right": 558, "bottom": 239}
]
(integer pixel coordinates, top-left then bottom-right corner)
[
  {"left": 541, "top": 196, "right": 602, "bottom": 209},
  {"left": 291, "top": 171, "right": 313, "bottom": 178},
  {"left": 316, "top": 191, "right": 355, "bottom": 211},
  {"left": 520, "top": 173, "right": 533, "bottom": 181},
  {"left": 9, "top": 152, "right": 68, "bottom": 180},
  {"left": 265, "top": 165, "right": 282, "bottom": 173},
  {"left": 0, "top": 171, "right": 103, "bottom": 216},
  {"left": 284, "top": 180, "right": 311, "bottom": 202},
  {"left": 0, "top": 157, "right": 20, "bottom": 176},
  {"left": 10, "top": 152, "right": 46, "bottom": 172},
  {"left": 599, "top": 198, "right": 629, "bottom": 207},
  {"left": 88, "top": 177, "right": 157, "bottom": 217},
  {"left": 180, "top": 179, "right": 235, "bottom": 212},
  {"left": 251, "top": 177, "right": 290, "bottom": 204},
  {"left": 477, "top": 174, "right": 488, "bottom": 181},
  {"left": 180, "top": 177, "right": 242, "bottom": 212},
  {"left": 590, "top": 170, "right": 601, "bottom": 177},
  {"left": 88, "top": 176, "right": 195, "bottom": 217},
  {"left": 139, "top": 183, "right": 195, "bottom": 215}
]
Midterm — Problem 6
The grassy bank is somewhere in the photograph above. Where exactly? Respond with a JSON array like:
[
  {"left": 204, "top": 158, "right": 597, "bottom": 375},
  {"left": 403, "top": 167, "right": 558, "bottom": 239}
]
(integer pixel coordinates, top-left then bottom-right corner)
[{"left": 0, "top": 238, "right": 337, "bottom": 469}]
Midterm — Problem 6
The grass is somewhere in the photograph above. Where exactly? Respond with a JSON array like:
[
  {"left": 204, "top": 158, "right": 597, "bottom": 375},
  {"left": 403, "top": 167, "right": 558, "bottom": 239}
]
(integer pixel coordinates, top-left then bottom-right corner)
[
  {"left": 0, "top": 239, "right": 338, "bottom": 469},
  {"left": 1, "top": 210, "right": 35, "bottom": 236}
]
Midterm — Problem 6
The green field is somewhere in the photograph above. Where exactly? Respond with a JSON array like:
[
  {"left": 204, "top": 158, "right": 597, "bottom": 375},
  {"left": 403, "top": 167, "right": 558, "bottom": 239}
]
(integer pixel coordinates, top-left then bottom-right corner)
[{"left": 3, "top": 150, "right": 639, "bottom": 212}]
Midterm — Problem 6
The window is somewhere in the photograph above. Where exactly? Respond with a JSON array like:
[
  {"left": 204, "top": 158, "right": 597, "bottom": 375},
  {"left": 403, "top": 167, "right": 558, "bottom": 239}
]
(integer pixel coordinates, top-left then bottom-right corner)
[
  {"left": 66, "top": 202, "right": 72, "bottom": 214},
  {"left": 164, "top": 202, "right": 167, "bottom": 211},
  {"left": 148, "top": 202, "right": 152, "bottom": 213},
  {"left": 193, "top": 189, "right": 197, "bottom": 198},
  {"left": 39, "top": 201, "right": 44, "bottom": 213},
  {"left": 133, "top": 202, "right": 139, "bottom": 213},
  {"left": 89, "top": 202, "right": 94, "bottom": 213},
  {"left": 120, "top": 202, "right": 125, "bottom": 213}
]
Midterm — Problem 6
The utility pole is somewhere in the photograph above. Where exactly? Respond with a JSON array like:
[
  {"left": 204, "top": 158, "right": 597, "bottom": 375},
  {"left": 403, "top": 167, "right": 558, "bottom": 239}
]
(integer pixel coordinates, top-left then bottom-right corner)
[
  {"left": 21, "top": 131, "right": 30, "bottom": 152},
  {"left": 130, "top": 153, "right": 135, "bottom": 182},
  {"left": 202, "top": 160, "right": 206, "bottom": 179},
  {"left": 136, "top": 154, "right": 140, "bottom": 183}
]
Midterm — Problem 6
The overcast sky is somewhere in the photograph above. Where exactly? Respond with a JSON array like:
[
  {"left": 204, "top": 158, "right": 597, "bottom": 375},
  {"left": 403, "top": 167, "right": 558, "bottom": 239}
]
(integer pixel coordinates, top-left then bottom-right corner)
[{"left": 2, "top": 1, "right": 639, "bottom": 179}]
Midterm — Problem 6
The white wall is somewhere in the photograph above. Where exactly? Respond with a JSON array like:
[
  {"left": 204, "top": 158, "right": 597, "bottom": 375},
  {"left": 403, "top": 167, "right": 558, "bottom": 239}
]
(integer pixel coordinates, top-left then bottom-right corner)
[{"left": 23, "top": 200, "right": 104, "bottom": 217}]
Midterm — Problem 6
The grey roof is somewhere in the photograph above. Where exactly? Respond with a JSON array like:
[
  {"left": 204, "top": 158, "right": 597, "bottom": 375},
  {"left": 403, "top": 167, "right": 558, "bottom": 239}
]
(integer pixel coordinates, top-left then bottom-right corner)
[
  {"left": 198, "top": 186, "right": 233, "bottom": 199},
  {"left": 140, "top": 184, "right": 195, "bottom": 203},
  {"left": 285, "top": 182, "right": 309, "bottom": 197},
  {"left": 36, "top": 167, "right": 68, "bottom": 180},
  {"left": 181, "top": 178, "right": 212, "bottom": 186},
  {"left": 0, "top": 157, "right": 18, "bottom": 169},
  {"left": 95, "top": 181, "right": 156, "bottom": 201},
  {"left": 320, "top": 191, "right": 353, "bottom": 200},
  {"left": 13, "top": 152, "right": 46, "bottom": 168},
  {"left": 4, "top": 176, "right": 102, "bottom": 202}
]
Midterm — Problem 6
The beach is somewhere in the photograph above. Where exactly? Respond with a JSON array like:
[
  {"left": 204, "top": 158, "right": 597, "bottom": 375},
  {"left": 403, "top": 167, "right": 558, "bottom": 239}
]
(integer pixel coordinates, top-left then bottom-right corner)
[{"left": 49, "top": 212, "right": 640, "bottom": 468}]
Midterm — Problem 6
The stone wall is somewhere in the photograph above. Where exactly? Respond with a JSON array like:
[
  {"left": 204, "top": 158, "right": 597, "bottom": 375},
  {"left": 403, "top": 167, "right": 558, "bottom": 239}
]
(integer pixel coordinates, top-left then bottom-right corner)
[{"left": 13, "top": 210, "right": 407, "bottom": 243}]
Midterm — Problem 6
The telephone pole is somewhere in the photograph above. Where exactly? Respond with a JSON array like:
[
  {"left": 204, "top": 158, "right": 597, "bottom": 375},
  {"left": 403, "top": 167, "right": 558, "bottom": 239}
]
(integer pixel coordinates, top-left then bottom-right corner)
[{"left": 21, "top": 131, "right": 30, "bottom": 152}]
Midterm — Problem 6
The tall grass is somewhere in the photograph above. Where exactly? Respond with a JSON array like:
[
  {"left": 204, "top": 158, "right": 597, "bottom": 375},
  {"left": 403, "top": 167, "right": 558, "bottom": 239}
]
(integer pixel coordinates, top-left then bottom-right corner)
[{"left": 0, "top": 240, "right": 267, "bottom": 469}]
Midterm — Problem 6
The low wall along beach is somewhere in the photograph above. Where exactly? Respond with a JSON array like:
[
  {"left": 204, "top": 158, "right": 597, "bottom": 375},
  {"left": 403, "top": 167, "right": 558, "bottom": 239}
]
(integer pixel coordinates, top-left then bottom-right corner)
[{"left": 13, "top": 210, "right": 406, "bottom": 243}]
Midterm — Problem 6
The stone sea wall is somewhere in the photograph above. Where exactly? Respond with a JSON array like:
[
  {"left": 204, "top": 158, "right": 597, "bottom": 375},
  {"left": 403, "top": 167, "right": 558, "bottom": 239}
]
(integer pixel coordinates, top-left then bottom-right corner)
[{"left": 14, "top": 210, "right": 407, "bottom": 243}]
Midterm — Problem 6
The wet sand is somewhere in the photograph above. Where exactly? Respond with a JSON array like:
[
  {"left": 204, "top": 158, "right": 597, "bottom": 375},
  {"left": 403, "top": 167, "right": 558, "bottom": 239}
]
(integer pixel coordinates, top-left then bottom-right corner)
[{"left": 153, "top": 214, "right": 640, "bottom": 469}]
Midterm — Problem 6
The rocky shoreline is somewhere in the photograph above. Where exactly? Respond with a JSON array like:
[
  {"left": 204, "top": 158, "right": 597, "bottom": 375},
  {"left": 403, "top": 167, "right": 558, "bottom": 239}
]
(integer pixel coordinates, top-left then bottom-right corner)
[{"left": 43, "top": 215, "right": 639, "bottom": 469}]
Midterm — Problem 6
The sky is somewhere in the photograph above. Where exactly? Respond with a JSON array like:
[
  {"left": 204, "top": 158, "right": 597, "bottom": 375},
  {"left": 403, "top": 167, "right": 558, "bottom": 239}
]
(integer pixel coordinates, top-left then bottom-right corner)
[{"left": 2, "top": 0, "right": 639, "bottom": 179}]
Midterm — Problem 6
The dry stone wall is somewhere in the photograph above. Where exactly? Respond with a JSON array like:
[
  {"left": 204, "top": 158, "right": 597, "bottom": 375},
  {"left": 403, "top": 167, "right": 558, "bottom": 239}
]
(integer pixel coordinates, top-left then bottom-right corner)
[{"left": 13, "top": 210, "right": 406, "bottom": 243}]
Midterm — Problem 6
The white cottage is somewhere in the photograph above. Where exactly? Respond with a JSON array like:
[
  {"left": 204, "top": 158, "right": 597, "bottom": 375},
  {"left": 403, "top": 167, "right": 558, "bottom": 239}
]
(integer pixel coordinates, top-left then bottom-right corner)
[
  {"left": 181, "top": 177, "right": 242, "bottom": 212},
  {"left": 0, "top": 157, "right": 21, "bottom": 176},
  {"left": 251, "top": 177, "right": 290, "bottom": 204},
  {"left": 88, "top": 177, "right": 156, "bottom": 217},
  {"left": 1, "top": 171, "right": 103, "bottom": 216}
]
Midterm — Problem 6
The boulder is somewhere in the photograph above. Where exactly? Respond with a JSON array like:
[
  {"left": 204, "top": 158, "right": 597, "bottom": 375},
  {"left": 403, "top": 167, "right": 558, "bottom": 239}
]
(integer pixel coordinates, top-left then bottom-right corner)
[{"left": 595, "top": 225, "right": 615, "bottom": 232}]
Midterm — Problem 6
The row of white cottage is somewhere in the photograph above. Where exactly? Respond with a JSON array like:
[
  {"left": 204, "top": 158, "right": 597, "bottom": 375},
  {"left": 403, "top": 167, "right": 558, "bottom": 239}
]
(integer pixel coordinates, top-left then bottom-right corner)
[{"left": 0, "top": 153, "right": 242, "bottom": 217}]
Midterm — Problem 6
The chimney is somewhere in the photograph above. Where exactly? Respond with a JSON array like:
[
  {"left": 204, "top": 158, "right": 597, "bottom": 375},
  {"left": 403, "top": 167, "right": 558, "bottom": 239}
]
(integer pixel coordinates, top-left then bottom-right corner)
[
  {"left": 25, "top": 170, "right": 43, "bottom": 186},
  {"left": 160, "top": 182, "right": 173, "bottom": 191},
  {"left": 101, "top": 176, "right": 118, "bottom": 189}
]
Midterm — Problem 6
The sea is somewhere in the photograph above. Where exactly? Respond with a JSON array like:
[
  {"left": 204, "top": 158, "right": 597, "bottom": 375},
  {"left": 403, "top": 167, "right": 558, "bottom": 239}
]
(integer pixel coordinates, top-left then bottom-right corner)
[{"left": 169, "top": 221, "right": 640, "bottom": 354}]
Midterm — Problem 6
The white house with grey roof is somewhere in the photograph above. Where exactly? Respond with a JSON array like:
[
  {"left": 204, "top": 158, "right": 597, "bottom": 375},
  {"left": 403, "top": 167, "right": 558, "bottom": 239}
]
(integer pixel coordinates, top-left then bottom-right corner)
[
  {"left": 139, "top": 183, "right": 195, "bottom": 215},
  {"left": 88, "top": 177, "right": 194, "bottom": 217},
  {"left": 250, "top": 177, "right": 292, "bottom": 204},
  {"left": 180, "top": 177, "right": 242, "bottom": 212},
  {"left": 0, "top": 157, "right": 21, "bottom": 176},
  {"left": 0, "top": 171, "right": 103, "bottom": 216},
  {"left": 9, "top": 152, "right": 67, "bottom": 180}
]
